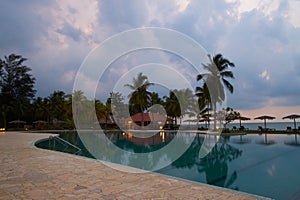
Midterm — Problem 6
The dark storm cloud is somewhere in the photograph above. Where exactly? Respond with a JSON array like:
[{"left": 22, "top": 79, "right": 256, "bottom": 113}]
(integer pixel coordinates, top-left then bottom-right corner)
[
  {"left": 0, "top": 0, "right": 299, "bottom": 111},
  {"left": 212, "top": 7, "right": 300, "bottom": 109},
  {"left": 79, "top": 0, "right": 300, "bottom": 109},
  {"left": 0, "top": 0, "right": 55, "bottom": 53}
]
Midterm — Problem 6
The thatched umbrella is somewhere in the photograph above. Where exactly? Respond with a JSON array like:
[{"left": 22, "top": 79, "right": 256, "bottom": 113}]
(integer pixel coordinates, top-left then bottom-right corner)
[
  {"left": 282, "top": 114, "right": 300, "bottom": 130},
  {"left": 283, "top": 114, "right": 300, "bottom": 144},
  {"left": 33, "top": 120, "right": 48, "bottom": 128},
  {"left": 33, "top": 120, "right": 48, "bottom": 124},
  {"left": 254, "top": 115, "right": 276, "bottom": 144},
  {"left": 254, "top": 115, "right": 275, "bottom": 129},
  {"left": 183, "top": 119, "right": 199, "bottom": 128},
  {"left": 236, "top": 116, "right": 251, "bottom": 128},
  {"left": 9, "top": 120, "right": 26, "bottom": 124},
  {"left": 9, "top": 120, "right": 26, "bottom": 128},
  {"left": 199, "top": 117, "right": 211, "bottom": 129},
  {"left": 183, "top": 119, "right": 199, "bottom": 124}
]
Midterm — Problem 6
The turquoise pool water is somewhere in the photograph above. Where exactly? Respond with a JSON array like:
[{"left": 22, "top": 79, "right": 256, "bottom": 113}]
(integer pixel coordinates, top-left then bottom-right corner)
[{"left": 36, "top": 131, "right": 300, "bottom": 199}]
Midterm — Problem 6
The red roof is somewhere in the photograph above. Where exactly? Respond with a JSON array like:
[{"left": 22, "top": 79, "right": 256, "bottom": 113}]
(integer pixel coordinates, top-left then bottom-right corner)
[{"left": 127, "top": 113, "right": 173, "bottom": 122}]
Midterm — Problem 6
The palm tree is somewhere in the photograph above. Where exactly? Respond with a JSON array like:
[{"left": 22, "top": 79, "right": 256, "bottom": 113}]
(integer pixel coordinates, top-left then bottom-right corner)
[
  {"left": 95, "top": 99, "right": 112, "bottom": 128},
  {"left": 163, "top": 89, "right": 195, "bottom": 125},
  {"left": 196, "top": 54, "right": 235, "bottom": 130},
  {"left": 149, "top": 92, "right": 164, "bottom": 114},
  {"left": 32, "top": 97, "right": 48, "bottom": 121},
  {"left": 195, "top": 83, "right": 211, "bottom": 127},
  {"left": 164, "top": 91, "right": 180, "bottom": 125},
  {"left": 195, "top": 83, "right": 210, "bottom": 111},
  {"left": 48, "top": 91, "right": 67, "bottom": 121},
  {"left": 172, "top": 89, "right": 196, "bottom": 124},
  {"left": 107, "top": 92, "right": 126, "bottom": 123},
  {"left": 70, "top": 90, "right": 87, "bottom": 125},
  {"left": 124, "top": 72, "right": 153, "bottom": 126}
]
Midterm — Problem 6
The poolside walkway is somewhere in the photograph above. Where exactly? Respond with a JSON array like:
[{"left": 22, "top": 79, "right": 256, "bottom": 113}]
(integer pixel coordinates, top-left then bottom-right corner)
[{"left": 0, "top": 132, "right": 269, "bottom": 200}]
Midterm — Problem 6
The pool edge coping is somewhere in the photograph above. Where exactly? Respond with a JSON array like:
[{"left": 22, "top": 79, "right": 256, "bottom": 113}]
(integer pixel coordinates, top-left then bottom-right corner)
[{"left": 31, "top": 132, "right": 272, "bottom": 200}]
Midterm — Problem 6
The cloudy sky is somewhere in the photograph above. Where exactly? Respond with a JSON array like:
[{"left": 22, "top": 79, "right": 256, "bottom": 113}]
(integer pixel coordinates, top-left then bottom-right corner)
[{"left": 1, "top": 0, "right": 300, "bottom": 121}]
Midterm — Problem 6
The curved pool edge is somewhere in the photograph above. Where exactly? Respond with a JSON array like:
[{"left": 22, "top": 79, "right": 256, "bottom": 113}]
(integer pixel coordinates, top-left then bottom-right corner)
[{"left": 31, "top": 131, "right": 271, "bottom": 200}]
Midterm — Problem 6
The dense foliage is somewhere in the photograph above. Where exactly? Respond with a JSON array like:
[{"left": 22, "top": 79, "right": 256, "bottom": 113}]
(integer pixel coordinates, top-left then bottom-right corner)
[
  {"left": 0, "top": 54, "right": 36, "bottom": 127},
  {"left": 0, "top": 53, "right": 237, "bottom": 130}
]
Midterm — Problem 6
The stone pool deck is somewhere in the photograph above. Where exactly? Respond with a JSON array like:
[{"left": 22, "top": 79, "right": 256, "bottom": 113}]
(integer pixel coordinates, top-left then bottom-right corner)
[{"left": 0, "top": 132, "right": 269, "bottom": 200}]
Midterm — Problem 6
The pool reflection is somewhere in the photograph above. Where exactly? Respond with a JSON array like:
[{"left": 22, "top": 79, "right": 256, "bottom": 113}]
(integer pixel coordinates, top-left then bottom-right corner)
[
  {"left": 198, "top": 142, "right": 242, "bottom": 189},
  {"left": 166, "top": 135, "right": 242, "bottom": 190},
  {"left": 36, "top": 132, "right": 300, "bottom": 199},
  {"left": 45, "top": 131, "right": 243, "bottom": 189}
]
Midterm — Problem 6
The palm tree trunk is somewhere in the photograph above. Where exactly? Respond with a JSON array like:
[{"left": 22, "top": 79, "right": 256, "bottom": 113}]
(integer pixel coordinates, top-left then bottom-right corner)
[
  {"left": 141, "top": 106, "right": 144, "bottom": 127},
  {"left": 207, "top": 104, "right": 210, "bottom": 128},
  {"left": 1, "top": 112, "right": 6, "bottom": 129},
  {"left": 212, "top": 102, "right": 217, "bottom": 131}
]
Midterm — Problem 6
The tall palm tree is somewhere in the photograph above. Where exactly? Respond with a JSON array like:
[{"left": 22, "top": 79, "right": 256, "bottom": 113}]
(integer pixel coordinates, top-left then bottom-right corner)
[
  {"left": 173, "top": 89, "right": 196, "bottom": 124},
  {"left": 33, "top": 97, "right": 48, "bottom": 121},
  {"left": 48, "top": 91, "right": 67, "bottom": 121},
  {"left": 69, "top": 90, "right": 87, "bottom": 125},
  {"left": 107, "top": 92, "right": 125, "bottom": 122},
  {"left": 195, "top": 83, "right": 210, "bottom": 112},
  {"left": 195, "top": 83, "right": 211, "bottom": 127},
  {"left": 124, "top": 72, "right": 153, "bottom": 126},
  {"left": 163, "top": 89, "right": 195, "bottom": 125},
  {"left": 164, "top": 91, "right": 180, "bottom": 125},
  {"left": 149, "top": 92, "right": 164, "bottom": 114},
  {"left": 95, "top": 99, "right": 112, "bottom": 128},
  {"left": 196, "top": 54, "right": 235, "bottom": 130}
]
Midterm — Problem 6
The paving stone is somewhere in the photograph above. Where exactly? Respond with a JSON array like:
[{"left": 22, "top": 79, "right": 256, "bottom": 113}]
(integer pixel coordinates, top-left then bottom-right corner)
[{"left": 0, "top": 132, "right": 270, "bottom": 200}]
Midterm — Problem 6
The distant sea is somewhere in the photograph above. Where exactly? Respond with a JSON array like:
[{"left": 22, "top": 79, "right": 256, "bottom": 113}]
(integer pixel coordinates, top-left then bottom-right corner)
[{"left": 198, "top": 122, "right": 298, "bottom": 131}]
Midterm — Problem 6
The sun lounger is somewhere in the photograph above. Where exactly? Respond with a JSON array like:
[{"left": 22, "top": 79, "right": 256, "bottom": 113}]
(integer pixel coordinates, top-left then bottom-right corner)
[
  {"left": 258, "top": 126, "right": 275, "bottom": 131},
  {"left": 239, "top": 126, "right": 248, "bottom": 131}
]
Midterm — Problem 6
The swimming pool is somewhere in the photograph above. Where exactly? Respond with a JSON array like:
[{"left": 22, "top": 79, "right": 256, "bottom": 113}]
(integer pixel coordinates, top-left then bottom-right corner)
[{"left": 35, "top": 131, "right": 300, "bottom": 199}]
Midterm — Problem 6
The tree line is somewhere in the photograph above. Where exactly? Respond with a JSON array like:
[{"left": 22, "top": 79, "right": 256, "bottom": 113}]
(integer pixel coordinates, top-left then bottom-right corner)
[
  {"left": 0, "top": 53, "right": 237, "bottom": 130},
  {"left": 123, "top": 54, "right": 237, "bottom": 129}
]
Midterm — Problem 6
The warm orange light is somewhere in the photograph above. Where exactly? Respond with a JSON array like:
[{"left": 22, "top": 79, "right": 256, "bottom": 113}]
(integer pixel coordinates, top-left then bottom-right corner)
[
  {"left": 127, "top": 133, "right": 133, "bottom": 139},
  {"left": 0, "top": 128, "right": 5, "bottom": 135},
  {"left": 160, "top": 131, "right": 165, "bottom": 142}
]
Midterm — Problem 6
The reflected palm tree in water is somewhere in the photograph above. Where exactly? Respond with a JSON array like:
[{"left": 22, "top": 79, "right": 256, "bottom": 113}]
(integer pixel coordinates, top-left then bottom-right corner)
[
  {"left": 101, "top": 131, "right": 175, "bottom": 170},
  {"left": 171, "top": 135, "right": 242, "bottom": 190},
  {"left": 198, "top": 142, "right": 242, "bottom": 190},
  {"left": 106, "top": 131, "right": 199, "bottom": 171},
  {"left": 43, "top": 131, "right": 242, "bottom": 187},
  {"left": 171, "top": 134, "right": 204, "bottom": 169}
]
